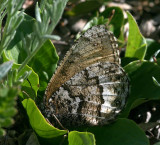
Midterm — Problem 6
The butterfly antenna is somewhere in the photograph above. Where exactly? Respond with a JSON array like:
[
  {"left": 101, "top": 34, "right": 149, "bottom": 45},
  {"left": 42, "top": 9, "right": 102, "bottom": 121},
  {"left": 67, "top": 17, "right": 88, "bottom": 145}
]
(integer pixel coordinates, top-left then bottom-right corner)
[
  {"left": 52, "top": 114, "right": 68, "bottom": 132},
  {"left": 22, "top": 91, "right": 31, "bottom": 98}
]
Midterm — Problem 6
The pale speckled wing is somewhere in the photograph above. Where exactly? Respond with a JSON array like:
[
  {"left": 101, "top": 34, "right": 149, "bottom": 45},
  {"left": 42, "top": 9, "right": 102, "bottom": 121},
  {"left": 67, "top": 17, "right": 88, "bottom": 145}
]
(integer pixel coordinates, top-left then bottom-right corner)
[
  {"left": 43, "top": 25, "right": 130, "bottom": 127},
  {"left": 45, "top": 25, "right": 120, "bottom": 103},
  {"left": 44, "top": 62, "right": 129, "bottom": 127}
]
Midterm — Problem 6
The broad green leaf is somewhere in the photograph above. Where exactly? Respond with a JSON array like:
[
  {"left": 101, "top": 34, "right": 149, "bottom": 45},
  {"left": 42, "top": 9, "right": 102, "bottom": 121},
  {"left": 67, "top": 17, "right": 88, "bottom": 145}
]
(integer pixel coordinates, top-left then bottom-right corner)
[
  {"left": 154, "top": 142, "right": 160, "bottom": 145},
  {"left": 5, "top": 39, "right": 58, "bottom": 93},
  {"left": 101, "top": 7, "right": 124, "bottom": 38},
  {"left": 125, "top": 12, "right": 147, "bottom": 60},
  {"left": 68, "top": 131, "right": 95, "bottom": 145},
  {"left": 37, "top": 135, "right": 68, "bottom": 145},
  {"left": 26, "top": 132, "right": 40, "bottom": 145},
  {"left": 22, "top": 99, "right": 67, "bottom": 138},
  {"left": 145, "top": 38, "right": 160, "bottom": 60},
  {"left": 28, "top": 40, "right": 59, "bottom": 91},
  {"left": 76, "top": 118, "right": 149, "bottom": 145},
  {"left": 0, "top": 61, "right": 13, "bottom": 81},
  {"left": 121, "top": 61, "right": 160, "bottom": 117},
  {"left": 66, "top": 1, "right": 101, "bottom": 16},
  {"left": 121, "top": 57, "right": 138, "bottom": 67},
  {"left": 15, "top": 64, "right": 39, "bottom": 99}
]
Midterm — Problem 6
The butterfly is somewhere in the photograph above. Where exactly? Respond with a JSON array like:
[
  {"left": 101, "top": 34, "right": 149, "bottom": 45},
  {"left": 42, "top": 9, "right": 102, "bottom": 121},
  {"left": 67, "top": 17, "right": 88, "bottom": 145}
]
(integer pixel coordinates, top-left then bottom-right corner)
[{"left": 43, "top": 25, "right": 129, "bottom": 127}]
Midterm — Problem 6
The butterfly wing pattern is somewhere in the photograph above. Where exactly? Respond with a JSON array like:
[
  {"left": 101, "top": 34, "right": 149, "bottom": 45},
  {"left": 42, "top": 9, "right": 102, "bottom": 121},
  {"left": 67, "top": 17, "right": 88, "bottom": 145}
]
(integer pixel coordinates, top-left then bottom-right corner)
[{"left": 43, "top": 25, "right": 129, "bottom": 127}]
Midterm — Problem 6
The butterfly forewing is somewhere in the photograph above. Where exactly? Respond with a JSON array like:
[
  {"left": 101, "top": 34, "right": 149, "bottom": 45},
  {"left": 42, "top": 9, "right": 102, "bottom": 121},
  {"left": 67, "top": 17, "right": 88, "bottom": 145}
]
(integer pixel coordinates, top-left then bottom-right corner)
[{"left": 45, "top": 25, "right": 120, "bottom": 102}]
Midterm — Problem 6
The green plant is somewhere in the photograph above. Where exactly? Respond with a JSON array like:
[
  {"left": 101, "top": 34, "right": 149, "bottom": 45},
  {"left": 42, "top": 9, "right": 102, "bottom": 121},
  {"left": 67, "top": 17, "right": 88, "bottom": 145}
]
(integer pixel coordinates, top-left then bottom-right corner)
[
  {"left": 1, "top": 1, "right": 160, "bottom": 145},
  {"left": 0, "top": 0, "right": 68, "bottom": 136}
]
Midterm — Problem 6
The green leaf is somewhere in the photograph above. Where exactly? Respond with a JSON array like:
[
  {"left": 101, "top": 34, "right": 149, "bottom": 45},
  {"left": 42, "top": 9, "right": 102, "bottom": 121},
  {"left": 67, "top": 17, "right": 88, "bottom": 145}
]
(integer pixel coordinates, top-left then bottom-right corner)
[
  {"left": 5, "top": 40, "right": 58, "bottom": 93},
  {"left": 42, "top": 35, "right": 61, "bottom": 40},
  {"left": 83, "top": 16, "right": 108, "bottom": 30},
  {"left": 28, "top": 40, "right": 59, "bottom": 91},
  {"left": 101, "top": 6, "right": 124, "bottom": 38},
  {"left": 125, "top": 12, "right": 147, "bottom": 60},
  {"left": 66, "top": 1, "right": 101, "bottom": 16},
  {"left": 121, "top": 61, "right": 160, "bottom": 117},
  {"left": 22, "top": 99, "right": 67, "bottom": 138},
  {"left": 3, "top": 53, "right": 39, "bottom": 99},
  {"left": 4, "top": 13, "right": 58, "bottom": 92},
  {"left": 0, "top": 87, "right": 18, "bottom": 136},
  {"left": 68, "top": 131, "right": 95, "bottom": 145},
  {"left": 26, "top": 132, "right": 40, "bottom": 145},
  {"left": 154, "top": 142, "right": 160, "bottom": 145},
  {"left": 79, "top": 118, "right": 149, "bottom": 145},
  {"left": 121, "top": 57, "right": 138, "bottom": 67},
  {"left": 0, "top": 0, "right": 25, "bottom": 56},
  {"left": 3, "top": 36, "right": 39, "bottom": 96},
  {"left": 145, "top": 38, "right": 160, "bottom": 60},
  {"left": 47, "top": 0, "right": 68, "bottom": 33},
  {"left": 0, "top": 61, "right": 13, "bottom": 81},
  {"left": 16, "top": 64, "right": 39, "bottom": 99},
  {"left": 0, "top": 129, "right": 5, "bottom": 136},
  {"left": 5, "top": 13, "right": 35, "bottom": 63},
  {"left": 35, "top": 2, "right": 42, "bottom": 23},
  {"left": 152, "top": 77, "right": 160, "bottom": 87},
  {"left": 76, "top": 16, "right": 108, "bottom": 39}
]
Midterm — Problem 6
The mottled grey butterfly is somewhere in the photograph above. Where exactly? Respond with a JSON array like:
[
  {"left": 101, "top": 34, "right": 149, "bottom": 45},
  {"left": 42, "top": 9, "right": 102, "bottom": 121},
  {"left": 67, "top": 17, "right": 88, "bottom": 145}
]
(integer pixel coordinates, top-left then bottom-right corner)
[{"left": 43, "top": 25, "right": 129, "bottom": 127}]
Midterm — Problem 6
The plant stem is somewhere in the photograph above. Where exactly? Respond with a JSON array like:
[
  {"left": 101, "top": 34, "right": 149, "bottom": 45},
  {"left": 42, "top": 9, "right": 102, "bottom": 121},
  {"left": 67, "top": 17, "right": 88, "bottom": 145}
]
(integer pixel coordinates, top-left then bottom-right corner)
[{"left": 0, "top": 46, "right": 3, "bottom": 56}]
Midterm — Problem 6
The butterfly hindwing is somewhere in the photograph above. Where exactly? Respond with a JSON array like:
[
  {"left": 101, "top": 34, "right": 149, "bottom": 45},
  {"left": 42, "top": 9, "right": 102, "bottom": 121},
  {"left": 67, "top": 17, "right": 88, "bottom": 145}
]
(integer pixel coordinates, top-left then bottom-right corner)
[{"left": 44, "top": 62, "right": 129, "bottom": 127}]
